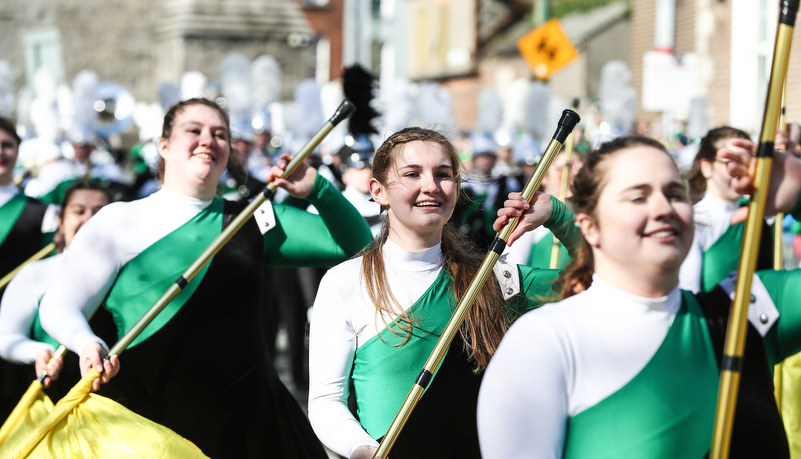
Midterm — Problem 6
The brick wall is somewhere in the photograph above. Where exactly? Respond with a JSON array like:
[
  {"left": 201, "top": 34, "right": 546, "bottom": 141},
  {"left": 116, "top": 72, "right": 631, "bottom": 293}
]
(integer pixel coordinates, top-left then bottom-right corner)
[{"left": 629, "top": 0, "right": 659, "bottom": 127}]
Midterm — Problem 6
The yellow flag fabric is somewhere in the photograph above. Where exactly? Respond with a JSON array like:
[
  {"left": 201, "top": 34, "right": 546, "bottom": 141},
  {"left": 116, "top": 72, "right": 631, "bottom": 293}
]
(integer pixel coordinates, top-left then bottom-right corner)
[
  {"left": 0, "top": 382, "right": 53, "bottom": 447},
  {"left": 3, "top": 370, "right": 208, "bottom": 458},
  {"left": 779, "top": 354, "right": 801, "bottom": 459}
]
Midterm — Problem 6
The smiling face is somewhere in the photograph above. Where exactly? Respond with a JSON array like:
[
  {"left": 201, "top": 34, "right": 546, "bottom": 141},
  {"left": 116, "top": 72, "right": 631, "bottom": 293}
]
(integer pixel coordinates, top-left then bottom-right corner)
[
  {"left": 0, "top": 126, "right": 19, "bottom": 186},
  {"left": 579, "top": 146, "right": 694, "bottom": 292},
  {"left": 158, "top": 103, "right": 230, "bottom": 199},
  {"left": 370, "top": 140, "right": 458, "bottom": 249},
  {"left": 60, "top": 189, "right": 110, "bottom": 248}
]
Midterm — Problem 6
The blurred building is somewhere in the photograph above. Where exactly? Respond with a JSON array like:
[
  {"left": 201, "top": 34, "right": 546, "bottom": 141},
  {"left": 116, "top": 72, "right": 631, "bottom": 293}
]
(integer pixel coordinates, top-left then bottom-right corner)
[
  {"left": 0, "top": 0, "right": 318, "bottom": 140},
  {"left": 631, "top": 0, "right": 801, "bottom": 137},
  {"left": 332, "top": 0, "right": 629, "bottom": 134}
]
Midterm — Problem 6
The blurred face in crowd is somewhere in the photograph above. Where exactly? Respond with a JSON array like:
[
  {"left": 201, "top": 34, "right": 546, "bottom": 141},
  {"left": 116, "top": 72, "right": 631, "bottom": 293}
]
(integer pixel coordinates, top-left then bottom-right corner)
[
  {"left": 699, "top": 138, "right": 742, "bottom": 203},
  {"left": 0, "top": 127, "right": 19, "bottom": 186},
  {"left": 343, "top": 165, "right": 373, "bottom": 195},
  {"left": 60, "top": 189, "right": 110, "bottom": 248},
  {"left": 72, "top": 142, "right": 94, "bottom": 162},
  {"left": 472, "top": 153, "right": 496, "bottom": 176}
]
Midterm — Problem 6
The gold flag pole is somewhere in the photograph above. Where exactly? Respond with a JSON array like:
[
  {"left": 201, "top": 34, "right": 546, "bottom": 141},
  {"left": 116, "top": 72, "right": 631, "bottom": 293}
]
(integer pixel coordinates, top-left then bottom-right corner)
[
  {"left": 373, "top": 109, "right": 580, "bottom": 459},
  {"left": 0, "top": 243, "right": 56, "bottom": 291},
  {"left": 11, "top": 99, "right": 355, "bottom": 458},
  {"left": 773, "top": 74, "right": 788, "bottom": 409},
  {"left": 709, "top": 1, "right": 798, "bottom": 457},
  {"left": 549, "top": 98, "right": 579, "bottom": 269}
]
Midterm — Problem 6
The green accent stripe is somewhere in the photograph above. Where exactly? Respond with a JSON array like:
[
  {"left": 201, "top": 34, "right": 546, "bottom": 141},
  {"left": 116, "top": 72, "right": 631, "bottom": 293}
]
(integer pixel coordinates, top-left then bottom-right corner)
[
  {"left": 103, "top": 198, "right": 224, "bottom": 348},
  {"left": 0, "top": 193, "right": 28, "bottom": 247},
  {"left": 564, "top": 292, "right": 719, "bottom": 459},
  {"left": 701, "top": 223, "right": 743, "bottom": 291},
  {"left": 352, "top": 269, "right": 452, "bottom": 439},
  {"left": 527, "top": 232, "right": 570, "bottom": 269}
]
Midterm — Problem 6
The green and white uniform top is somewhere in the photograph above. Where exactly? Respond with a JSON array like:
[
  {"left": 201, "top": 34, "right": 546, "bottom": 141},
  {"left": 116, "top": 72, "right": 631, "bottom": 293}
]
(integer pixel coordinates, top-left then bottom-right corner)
[
  {"left": 308, "top": 238, "right": 551, "bottom": 457},
  {"left": 308, "top": 197, "right": 578, "bottom": 457},
  {"left": 477, "top": 272, "right": 799, "bottom": 459},
  {"left": 38, "top": 174, "right": 366, "bottom": 356},
  {"left": 679, "top": 192, "right": 740, "bottom": 293},
  {"left": 0, "top": 183, "right": 59, "bottom": 237}
]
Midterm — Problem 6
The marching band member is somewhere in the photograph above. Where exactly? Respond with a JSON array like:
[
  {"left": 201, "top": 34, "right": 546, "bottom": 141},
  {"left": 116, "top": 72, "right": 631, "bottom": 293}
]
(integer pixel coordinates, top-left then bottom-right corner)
[
  {"left": 0, "top": 181, "right": 116, "bottom": 397},
  {"left": 307, "top": 127, "right": 580, "bottom": 459},
  {"left": 478, "top": 136, "right": 801, "bottom": 459},
  {"left": 680, "top": 126, "right": 773, "bottom": 293},
  {"left": 0, "top": 116, "right": 58, "bottom": 419},
  {"left": 38, "top": 98, "right": 372, "bottom": 458}
]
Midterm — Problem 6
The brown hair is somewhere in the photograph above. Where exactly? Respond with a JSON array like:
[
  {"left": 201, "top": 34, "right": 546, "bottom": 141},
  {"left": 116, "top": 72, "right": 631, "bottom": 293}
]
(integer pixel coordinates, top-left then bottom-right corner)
[
  {"left": 156, "top": 98, "right": 231, "bottom": 181},
  {"left": 686, "top": 126, "right": 750, "bottom": 204},
  {"left": 556, "top": 136, "right": 674, "bottom": 299},
  {"left": 0, "top": 117, "right": 20, "bottom": 147},
  {"left": 363, "top": 127, "right": 508, "bottom": 371}
]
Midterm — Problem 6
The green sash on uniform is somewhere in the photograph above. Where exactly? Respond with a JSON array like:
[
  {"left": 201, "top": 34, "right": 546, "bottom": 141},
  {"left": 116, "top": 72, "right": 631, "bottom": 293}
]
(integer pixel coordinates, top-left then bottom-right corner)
[
  {"left": 103, "top": 198, "right": 224, "bottom": 347},
  {"left": 564, "top": 291, "right": 719, "bottom": 459},
  {"left": 701, "top": 223, "right": 742, "bottom": 292},
  {"left": 352, "top": 269, "right": 453, "bottom": 439},
  {"left": 526, "top": 233, "right": 570, "bottom": 269},
  {"left": 30, "top": 313, "right": 58, "bottom": 348},
  {"left": 0, "top": 193, "right": 28, "bottom": 247}
]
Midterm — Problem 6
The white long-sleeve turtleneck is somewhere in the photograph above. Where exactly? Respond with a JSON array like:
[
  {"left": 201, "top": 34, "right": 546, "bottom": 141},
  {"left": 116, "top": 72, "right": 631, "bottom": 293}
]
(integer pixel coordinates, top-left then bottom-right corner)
[
  {"left": 38, "top": 187, "right": 214, "bottom": 356},
  {"left": 679, "top": 192, "right": 740, "bottom": 293},
  {"left": 478, "top": 276, "right": 681, "bottom": 459},
  {"left": 0, "top": 252, "right": 65, "bottom": 363},
  {"left": 307, "top": 239, "right": 445, "bottom": 457}
]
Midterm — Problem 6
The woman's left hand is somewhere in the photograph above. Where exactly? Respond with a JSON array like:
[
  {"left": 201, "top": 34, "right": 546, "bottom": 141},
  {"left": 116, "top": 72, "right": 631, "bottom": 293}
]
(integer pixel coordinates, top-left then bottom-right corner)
[
  {"left": 493, "top": 191, "right": 554, "bottom": 246},
  {"left": 267, "top": 153, "right": 318, "bottom": 199},
  {"left": 720, "top": 138, "right": 801, "bottom": 224},
  {"left": 35, "top": 349, "right": 63, "bottom": 389},
  {"left": 79, "top": 342, "right": 121, "bottom": 392}
]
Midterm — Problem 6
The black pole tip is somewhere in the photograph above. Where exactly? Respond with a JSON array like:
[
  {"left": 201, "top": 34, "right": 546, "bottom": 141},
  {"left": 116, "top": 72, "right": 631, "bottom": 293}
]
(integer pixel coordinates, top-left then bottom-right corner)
[
  {"left": 780, "top": 0, "right": 800, "bottom": 25},
  {"left": 329, "top": 99, "right": 356, "bottom": 126},
  {"left": 553, "top": 109, "right": 581, "bottom": 143}
]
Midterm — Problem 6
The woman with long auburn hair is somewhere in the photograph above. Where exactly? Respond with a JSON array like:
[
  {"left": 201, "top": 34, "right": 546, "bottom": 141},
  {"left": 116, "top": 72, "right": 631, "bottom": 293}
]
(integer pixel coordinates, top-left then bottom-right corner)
[
  {"left": 307, "top": 127, "right": 581, "bottom": 459},
  {"left": 478, "top": 136, "right": 801, "bottom": 459}
]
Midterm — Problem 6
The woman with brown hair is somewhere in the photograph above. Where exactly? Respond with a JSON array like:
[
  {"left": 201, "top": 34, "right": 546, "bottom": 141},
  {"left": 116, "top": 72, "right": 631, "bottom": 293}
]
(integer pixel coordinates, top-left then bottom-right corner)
[
  {"left": 0, "top": 181, "right": 116, "bottom": 398},
  {"left": 477, "top": 136, "right": 801, "bottom": 458},
  {"left": 680, "top": 126, "right": 773, "bottom": 293},
  {"left": 307, "top": 127, "right": 580, "bottom": 458},
  {"left": 38, "top": 98, "right": 372, "bottom": 458}
]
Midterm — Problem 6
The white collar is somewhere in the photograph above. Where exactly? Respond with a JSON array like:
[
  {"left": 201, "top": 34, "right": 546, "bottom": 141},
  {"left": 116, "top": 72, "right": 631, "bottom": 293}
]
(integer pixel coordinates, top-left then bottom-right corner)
[
  {"left": 383, "top": 238, "right": 444, "bottom": 273},
  {"left": 151, "top": 186, "right": 215, "bottom": 210},
  {"left": 588, "top": 274, "right": 681, "bottom": 314},
  {"left": 697, "top": 192, "right": 740, "bottom": 213}
]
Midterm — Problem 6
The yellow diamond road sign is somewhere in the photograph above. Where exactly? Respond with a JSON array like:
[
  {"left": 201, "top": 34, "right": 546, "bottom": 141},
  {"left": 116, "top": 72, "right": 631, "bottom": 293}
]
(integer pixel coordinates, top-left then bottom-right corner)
[{"left": 517, "top": 18, "right": 579, "bottom": 81}]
